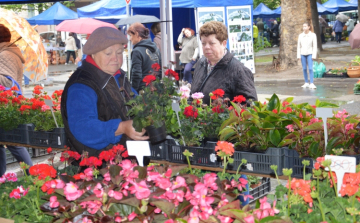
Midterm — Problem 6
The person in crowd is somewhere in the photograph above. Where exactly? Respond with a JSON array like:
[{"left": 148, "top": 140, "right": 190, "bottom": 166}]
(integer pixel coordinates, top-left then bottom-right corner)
[
  {"left": 271, "top": 20, "right": 279, "bottom": 47},
  {"left": 253, "top": 22, "right": 258, "bottom": 43},
  {"left": 264, "top": 22, "right": 270, "bottom": 43},
  {"left": 0, "top": 24, "right": 33, "bottom": 176},
  {"left": 319, "top": 16, "right": 328, "bottom": 44},
  {"left": 151, "top": 22, "right": 162, "bottom": 52},
  {"left": 333, "top": 18, "right": 345, "bottom": 43},
  {"left": 190, "top": 21, "right": 257, "bottom": 206},
  {"left": 297, "top": 22, "right": 317, "bottom": 89},
  {"left": 257, "top": 18, "right": 264, "bottom": 46},
  {"left": 346, "top": 17, "right": 355, "bottom": 37},
  {"left": 178, "top": 27, "right": 198, "bottom": 85},
  {"left": 65, "top": 32, "right": 77, "bottom": 65},
  {"left": 190, "top": 21, "right": 257, "bottom": 106},
  {"left": 128, "top": 22, "right": 161, "bottom": 93},
  {"left": 61, "top": 27, "right": 148, "bottom": 158}
]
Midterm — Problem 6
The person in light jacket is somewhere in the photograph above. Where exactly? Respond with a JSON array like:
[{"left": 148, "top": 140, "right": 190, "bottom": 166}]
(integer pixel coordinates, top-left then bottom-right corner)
[
  {"left": 332, "top": 19, "right": 345, "bottom": 43},
  {"left": 65, "top": 32, "right": 77, "bottom": 65},
  {"left": 345, "top": 18, "right": 355, "bottom": 37},
  {"left": 297, "top": 22, "right": 317, "bottom": 89},
  {"left": 151, "top": 22, "right": 161, "bottom": 52},
  {"left": 178, "top": 28, "right": 198, "bottom": 84}
]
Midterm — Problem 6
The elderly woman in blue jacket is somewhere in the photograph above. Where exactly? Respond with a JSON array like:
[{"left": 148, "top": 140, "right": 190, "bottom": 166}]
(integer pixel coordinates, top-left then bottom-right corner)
[{"left": 333, "top": 19, "right": 345, "bottom": 43}]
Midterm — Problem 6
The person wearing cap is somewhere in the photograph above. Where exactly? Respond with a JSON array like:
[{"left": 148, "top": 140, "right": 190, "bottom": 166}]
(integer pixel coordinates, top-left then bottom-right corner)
[{"left": 61, "top": 27, "right": 149, "bottom": 158}]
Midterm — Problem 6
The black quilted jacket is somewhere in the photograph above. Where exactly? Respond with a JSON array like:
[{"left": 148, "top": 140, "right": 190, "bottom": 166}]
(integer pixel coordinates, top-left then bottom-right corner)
[{"left": 190, "top": 50, "right": 258, "bottom": 105}]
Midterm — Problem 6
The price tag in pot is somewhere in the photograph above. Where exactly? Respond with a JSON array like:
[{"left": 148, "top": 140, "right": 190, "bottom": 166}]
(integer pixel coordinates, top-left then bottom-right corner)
[
  {"left": 316, "top": 108, "right": 333, "bottom": 148},
  {"left": 324, "top": 155, "right": 356, "bottom": 197},
  {"left": 126, "top": 141, "right": 151, "bottom": 166}
]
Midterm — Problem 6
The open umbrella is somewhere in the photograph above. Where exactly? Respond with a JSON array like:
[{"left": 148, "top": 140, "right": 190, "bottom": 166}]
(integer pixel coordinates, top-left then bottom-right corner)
[
  {"left": 116, "top": 15, "right": 161, "bottom": 26},
  {"left": 349, "top": 24, "right": 360, "bottom": 49},
  {"left": 336, "top": 13, "right": 349, "bottom": 23},
  {"left": 56, "top": 18, "right": 117, "bottom": 34},
  {"left": 0, "top": 8, "right": 48, "bottom": 83}
]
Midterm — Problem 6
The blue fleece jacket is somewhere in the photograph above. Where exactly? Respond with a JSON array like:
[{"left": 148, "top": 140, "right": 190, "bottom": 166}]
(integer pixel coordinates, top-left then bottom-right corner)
[
  {"left": 333, "top": 20, "right": 345, "bottom": 33},
  {"left": 66, "top": 73, "right": 137, "bottom": 150}
]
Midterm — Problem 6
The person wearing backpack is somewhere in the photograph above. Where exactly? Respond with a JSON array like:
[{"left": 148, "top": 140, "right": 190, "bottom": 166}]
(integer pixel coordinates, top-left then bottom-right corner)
[{"left": 65, "top": 32, "right": 77, "bottom": 65}]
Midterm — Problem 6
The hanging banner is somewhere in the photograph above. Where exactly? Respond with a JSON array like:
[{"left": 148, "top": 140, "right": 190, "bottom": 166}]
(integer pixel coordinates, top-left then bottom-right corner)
[
  {"left": 196, "top": 7, "right": 225, "bottom": 58},
  {"left": 226, "top": 6, "right": 255, "bottom": 73}
]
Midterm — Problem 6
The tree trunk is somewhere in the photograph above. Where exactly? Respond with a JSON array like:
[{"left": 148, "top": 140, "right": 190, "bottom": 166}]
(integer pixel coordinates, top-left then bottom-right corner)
[
  {"left": 317, "top": 0, "right": 322, "bottom": 3},
  {"left": 358, "top": 0, "right": 360, "bottom": 25},
  {"left": 279, "top": 0, "right": 312, "bottom": 70},
  {"left": 310, "top": 0, "right": 323, "bottom": 52}
]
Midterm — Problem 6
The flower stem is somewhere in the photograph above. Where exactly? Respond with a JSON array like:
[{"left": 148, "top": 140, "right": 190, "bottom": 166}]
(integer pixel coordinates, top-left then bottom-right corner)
[
  {"left": 352, "top": 195, "right": 356, "bottom": 223},
  {"left": 186, "top": 156, "right": 193, "bottom": 175},
  {"left": 287, "top": 175, "right": 291, "bottom": 218},
  {"left": 316, "top": 177, "right": 326, "bottom": 222},
  {"left": 235, "top": 160, "right": 243, "bottom": 176},
  {"left": 303, "top": 165, "right": 305, "bottom": 180},
  {"left": 274, "top": 168, "right": 280, "bottom": 185},
  {"left": 222, "top": 156, "right": 227, "bottom": 177},
  {"left": 328, "top": 167, "right": 338, "bottom": 197}
]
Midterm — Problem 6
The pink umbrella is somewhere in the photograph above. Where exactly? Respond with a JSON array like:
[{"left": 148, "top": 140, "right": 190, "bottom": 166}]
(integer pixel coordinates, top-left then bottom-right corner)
[
  {"left": 56, "top": 18, "right": 117, "bottom": 34},
  {"left": 349, "top": 24, "right": 360, "bottom": 49}
]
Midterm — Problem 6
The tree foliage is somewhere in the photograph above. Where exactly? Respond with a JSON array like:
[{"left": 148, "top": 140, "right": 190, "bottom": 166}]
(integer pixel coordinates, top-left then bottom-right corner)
[
  {"left": 0, "top": 2, "right": 75, "bottom": 14},
  {"left": 253, "top": 0, "right": 281, "bottom": 10}
]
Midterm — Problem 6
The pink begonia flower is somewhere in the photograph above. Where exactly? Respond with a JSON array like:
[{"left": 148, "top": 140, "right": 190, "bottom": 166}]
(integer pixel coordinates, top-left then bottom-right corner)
[
  {"left": 253, "top": 197, "right": 279, "bottom": 219},
  {"left": 217, "top": 193, "right": 229, "bottom": 208},
  {"left": 147, "top": 171, "right": 161, "bottom": 182},
  {"left": 103, "top": 172, "right": 111, "bottom": 182},
  {"left": 5, "top": 172, "right": 17, "bottom": 182},
  {"left": 199, "top": 205, "right": 213, "bottom": 220},
  {"left": 0, "top": 85, "right": 5, "bottom": 91},
  {"left": 56, "top": 104, "right": 61, "bottom": 111},
  {"left": 64, "top": 182, "right": 83, "bottom": 201},
  {"left": 115, "top": 216, "right": 122, "bottom": 223},
  {"left": 203, "top": 173, "right": 218, "bottom": 191},
  {"left": 238, "top": 177, "right": 248, "bottom": 191},
  {"left": 108, "top": 190, "right": 123, "bottom": 200},
  {"left": 345, "top": 123, "right": 355, "bottom": 133},
  {"left": 188, "top": 209, "right": 200, "bottom": 223},
  {"left": 191, "top": 92, "right": 204, "bottom": 99},
  {"left": 50, "top": 196, "right": 60, "bottom": 208},
  {"left": 129, "top": 180, "right": 151, "bottom": 200},
  {"left": 191, "top": 183, "right": 214, "bottom": 207},
  {"left": 80, "top": 200, "right": 102, "bottom": 214},
  {"left": 0, "top": 176, "right": 6, "bottom": 183},
  {"left": 81, "top": 217, "right": 93, "bottom": 223},
  {"left": 181, "top": 92, "right": 190, "bottom": 99},
  {"left": 172, "top": 176, "right": 186, "bottom": 190},
  {"left": 41, "top": 104, "right": 51, "bottom": 112},
  {"left": 155, "top": 177, "right": 172, "bottom": 190},
  {"left": 335, "top": 109, "right": 348, "bottom": 120},
  {"left": 128, "top": 212, "right": 137, "bottom": 221},
  {"left": 243, "top": 215, "right": 255, "bottom": 223},
  {"left": 93, "top": 183, "right": 103, "bottom": 198},
  {"left": 154, "top": 208, "right": 162, "bottom": 213},
  {"left": 55, "top": 179, "right": 65, "bottom": 189},
  {"left": 217, "top": 215, "right": 233, "bottom": 223},
  {"left": 83, "top": 168, "right": 93, "bottom": 181},
  {"left": 285, "top": 124, "right": 294, "bottom": 132},
  {"left": 164, "top": 220, "right": 174, "bottom": 223},
  {"left": 164, "top": 168, "right": 172, "bottom": 178},
  {"left": 119, "top": 159, "right": 136, "bottom": 171}
]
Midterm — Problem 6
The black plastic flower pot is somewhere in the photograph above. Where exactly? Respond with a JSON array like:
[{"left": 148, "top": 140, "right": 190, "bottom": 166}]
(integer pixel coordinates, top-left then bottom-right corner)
[{"left": 145, "top": 124, "right": 167, "bottom": 144}]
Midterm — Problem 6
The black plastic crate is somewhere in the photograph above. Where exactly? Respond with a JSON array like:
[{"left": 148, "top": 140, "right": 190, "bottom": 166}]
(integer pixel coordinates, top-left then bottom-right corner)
[
  {"left": 29, "top": 128, "right": 67, "bottom": 148},
  {"left": 231, "top": 147, "right": 289, "bottom": 176},
  {"left": 0, "top": 124, "right": 33, "bottom": 144},
  {"left": 167, "top": 143, "right": 220, "bottom": 167},
  {"left": 284, "top": 149, "right": 313, "bottom": 179},
  {"left": 323, "top": 71, "right": 348, "bottom": 78},
  {"left": 32, "top": 148, "right": 48, "bottom": 157},
  {"left": 249, "top": 178, "right": 271, "bottom": 203},
  {"left": 149, "top": 140, "right": 168, "bottom": 161}
]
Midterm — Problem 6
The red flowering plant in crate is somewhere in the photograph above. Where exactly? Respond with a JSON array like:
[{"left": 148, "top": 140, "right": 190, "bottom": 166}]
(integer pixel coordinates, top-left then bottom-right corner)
[
  {"left": 38, "top": 155, "right": 287, "bottom": 223},
  {"left": 174, "top": 88, "right": 232, "bottom": 146},
  {"left": 126, "top": 63, "right": 179, "bottom": 132}
]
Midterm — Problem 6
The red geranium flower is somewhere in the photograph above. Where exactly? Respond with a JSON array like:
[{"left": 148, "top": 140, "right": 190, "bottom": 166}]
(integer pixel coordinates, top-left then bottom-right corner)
[
  {"left": 233, "top": 95, "right": 246, "bottom": 103},
  {"left": 33, "top": 85, "right": 43, "bottom": 95},
  {"left": 183, "top": 105, "right": 198, "bottom": 118},
  {"left": 212, "top": 105, "right": 224, "bottom": 113},
  {"left": 11, "top": 97, "right": 21, "bottom": 104},
  {"left": 151, "top": 63, "right": 160, "bottom": 72},
  {"left": 143, "top": 75, "right": 157, "bottom": 86},
  {"left": 165, "top": 69, "right": 180, "bottom": 81},
  {"left": 10, "top": 86, "right": 19, "bottom": 91},
  {"left": 29, "top": 164, "right": 57, "bottom": 180},
  {"left": 211, "top": 89, "right": 225, "bottom": 100},
  {"left": 0, "top": 98, "right": 8, "bottom": 104},
  {"left": 47, "top": 147, "right": 52, "bottom": 154},
  {"left": 19, "top": 105, "right": 31, "bottom": 114}
]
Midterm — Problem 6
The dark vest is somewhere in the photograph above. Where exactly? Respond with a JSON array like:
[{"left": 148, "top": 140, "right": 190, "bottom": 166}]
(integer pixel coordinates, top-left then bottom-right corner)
[{"left": 61, "top": 61, "right": 132, "bottom": 157}]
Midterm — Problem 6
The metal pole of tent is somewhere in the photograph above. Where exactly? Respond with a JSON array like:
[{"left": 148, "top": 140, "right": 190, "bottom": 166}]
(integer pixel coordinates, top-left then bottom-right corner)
[
  {"left": 194, "top": 8, "right": 202, "bottom": 58},
  {"left": 126, "top": 4, "right": 131, "bottom": 81},
  {"left": 166, "top": 0, "right": 174, "bottom": 70},
  {"left": 160, "top": 0, "right": 167, "bottom": 78}
]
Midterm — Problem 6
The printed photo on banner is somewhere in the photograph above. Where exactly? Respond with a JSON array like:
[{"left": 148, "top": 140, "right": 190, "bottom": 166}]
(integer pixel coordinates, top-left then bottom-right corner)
[
  {"left": 198, "top": 11, "right": 224, "bottom": 25},
  {"left": 226, "top": 5, "right": 255, "bottom": 73}
]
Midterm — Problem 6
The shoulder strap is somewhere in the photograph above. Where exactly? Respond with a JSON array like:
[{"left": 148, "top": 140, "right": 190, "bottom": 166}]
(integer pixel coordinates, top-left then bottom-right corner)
[{"left": 4, "top": 76, "right": 22, "bottom": 95}]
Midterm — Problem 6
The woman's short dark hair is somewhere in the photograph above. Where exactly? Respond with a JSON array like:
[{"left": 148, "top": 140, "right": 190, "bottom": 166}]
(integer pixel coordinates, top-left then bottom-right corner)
[
  {"left": 151, "top": 22, "right": 161, "bottom": 35},
  {"left": 0, "top": 24, "right": 11, "bottom": 43},
  {"left": 128, "top": 22, "right": 150, "bottom": 39},
  {"left": 199, "top": 21, "right": 228, "bottom": 43}
]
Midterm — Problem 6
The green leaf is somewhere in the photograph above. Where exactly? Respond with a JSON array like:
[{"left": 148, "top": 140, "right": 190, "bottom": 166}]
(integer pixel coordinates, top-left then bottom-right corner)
[
  {"left": 117, "top": 196, "right": 140, "bottom": 208},
  {"left": 309, "top": 142, "right": 322, "bottom": 159},
  {"left": 261, "top": 122, "right": 275, "bottom": 130},
  {"left": 291, "top": 117, "right": 301, "bottom": 129},
  {"left": 283, "top": 97, "right": 294, "bottom": 104},
  {"left": 219, "top": 209, "right": 247, "bottom": 220},
  {"left": 133, "top": 166, "right": 147, "bottom": 179},
  {"left": 259, "top": 216, "right": 284, "bottom": 222},
  {"left": 303, "top": 122, "right": 324, "bottom": 131},
  {"left": 109, "top": 165, "right": 121, "bottom": 179},
  {"left": 108, "top": 203, "right": 136, "bottom": 216},
  {"left": 250, "top": 126, "right": 261, "bottom": 135},
  {"left": 169, "top": 166, "right": 187, "bottom": 177},
  {"left": 218, "top": 200, "right": 241, "bottom": 212},
  {"left": 326, "top": 136, "right": 342, "bottom": 154},
  {"left": 316, "top": 101, "right": 339, "bottom": 108},
  {"left": 278, "top": 139, "right": 293, "bottom": 147},
  {"left": 150, "top": 199, "right": 175, "bottom": 217},
  {"left": 269, "top": 129, "right": 281, "bottom": 146},
  {"left": 266, "top": 94, "right": 280, "bottom": 111}
]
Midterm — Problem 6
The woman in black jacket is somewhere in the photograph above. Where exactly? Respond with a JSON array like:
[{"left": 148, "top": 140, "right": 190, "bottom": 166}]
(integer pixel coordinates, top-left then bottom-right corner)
[
  {"left": 190, "top": 21, "right": 257, "bottom": 106},
  {"left": 128, "top": 22, "right": 161, "bottom": 92},
  {"left": 271, "top": 20, "right": 279, "bottom": 47}
]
